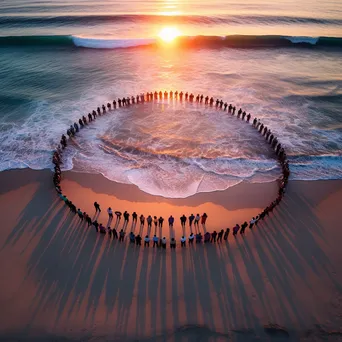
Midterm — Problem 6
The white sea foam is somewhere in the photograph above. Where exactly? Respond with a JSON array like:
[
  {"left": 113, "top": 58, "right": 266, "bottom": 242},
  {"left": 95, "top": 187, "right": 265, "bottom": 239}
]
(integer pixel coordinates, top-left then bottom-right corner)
[
  {"left": 284, "top": 36, "right": 319, "bottom": 44},
  {"left": 71, "top": 36, "right": 156, "bottom": 49},
  {"left": 1, "top": 80, "right": 341, "bottom": 198}
]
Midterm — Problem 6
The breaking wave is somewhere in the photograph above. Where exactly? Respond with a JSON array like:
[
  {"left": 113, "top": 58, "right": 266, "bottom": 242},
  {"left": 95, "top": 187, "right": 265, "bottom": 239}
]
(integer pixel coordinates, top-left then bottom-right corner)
[{"left": 0, "top": 34, "right": 341, "bottom": 50}]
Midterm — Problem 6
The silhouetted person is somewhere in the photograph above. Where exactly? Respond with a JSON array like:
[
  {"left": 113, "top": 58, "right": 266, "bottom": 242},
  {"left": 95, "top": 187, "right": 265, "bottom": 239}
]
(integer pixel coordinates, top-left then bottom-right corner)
[
  {"left": 136, "top": 234, "right": 142, "bottom": 246},
  {"left": 140, "top": 214, "right": 145, "bottom": 226},
  {"left": 180, "top": 214, "right": 187, "bottom": 227},
  {"left": 147, "top": 215, "right": 152, "bottom": 228},
  {"left": 119, "top": 229, "right": 125, "bottom": 242},
  {"left": 132, "top": 212, "right": 137, "bottom": 222},
  {"left": 123, "top": 211, "right": 129, "bottom": 223},
  {"left": 77, "top": 208, "right": 83, "bottom": 220},
  {"left": 211, "top": 230, "right": 217, "bottom": 242},
  {"left": 94, "top": 201, "right": 101, "bottom": 212},
  {"left": 170, "top": 238, "right": 176, "bottom": 249},
  {"left": 112, "top": 228, "right": 118, "bottom": 239},
  {"left": 196, "top": 232, "right": 202, "bottom": 243},
  {"left": 201, "top": 213, "right": 208, "bottom": 225},
  {"left": 241, "top": 221, "right": 248, "bottom": 235},
  {"left": 217, "top": 229, "right": 224, "bottom": 242},
  {"left": 233, "top": 224, "right": 240, "bottom": 236},
  {"left": 168, "top": 215, "right": 174, "bottom": 227},
  {"left": 129, "top": 231, "right": 135, "bottom": 243},
  {"left": 93, "top": 220, "right": 99, "bottom": 232},
  {"left": 158, "top": 216, "right": 164, "bottom": 227},
  {"left": 189, "top": 214, "right": 195, "bottom": 227},
  {"left": 153, "top": 216, "right": 158, "bottom": 229},
  {"left": 224, "top": 228, "right": 230, "bottom": 241},
  {"left": 204, "top": 232, "right": 210, "bottom": 243},
  {"left": 181, "top": 236, "right": 186, "bottom": 247}
]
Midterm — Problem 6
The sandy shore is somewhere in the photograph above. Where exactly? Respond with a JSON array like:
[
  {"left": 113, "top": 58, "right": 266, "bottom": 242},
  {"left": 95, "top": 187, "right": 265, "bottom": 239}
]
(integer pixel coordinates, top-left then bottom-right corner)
[{"left": 0, "top": 168, "right": 341, "bottom": 341}]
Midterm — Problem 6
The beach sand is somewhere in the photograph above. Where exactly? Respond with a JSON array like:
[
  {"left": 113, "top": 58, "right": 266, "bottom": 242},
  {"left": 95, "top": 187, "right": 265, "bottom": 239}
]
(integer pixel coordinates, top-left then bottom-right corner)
[{"left": 0, "top": 168, "right": 341, "bottom": 341}]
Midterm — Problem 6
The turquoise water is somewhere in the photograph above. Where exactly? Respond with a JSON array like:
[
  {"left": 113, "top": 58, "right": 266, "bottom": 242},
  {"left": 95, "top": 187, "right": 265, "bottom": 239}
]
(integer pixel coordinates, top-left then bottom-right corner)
[{"left": 0, "top": 0, "right": 342, "bottom": 197}]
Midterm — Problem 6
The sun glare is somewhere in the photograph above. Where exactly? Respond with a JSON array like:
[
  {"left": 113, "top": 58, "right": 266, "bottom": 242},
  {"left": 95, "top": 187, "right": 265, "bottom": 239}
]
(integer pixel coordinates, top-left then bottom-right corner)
[{"left": 158, "top": 27, "right": 181, "bottom": 43}]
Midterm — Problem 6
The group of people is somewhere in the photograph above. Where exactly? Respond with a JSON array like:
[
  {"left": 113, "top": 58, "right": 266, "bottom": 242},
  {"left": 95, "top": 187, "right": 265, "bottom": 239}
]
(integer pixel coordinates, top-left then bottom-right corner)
[{"left": 52, "top": 89, "right": 290, "bottom": 249}]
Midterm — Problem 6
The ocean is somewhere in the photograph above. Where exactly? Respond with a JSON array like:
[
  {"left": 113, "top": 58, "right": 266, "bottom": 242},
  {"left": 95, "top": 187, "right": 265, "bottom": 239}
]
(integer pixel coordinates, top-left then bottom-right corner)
[{"left": 0, "top": 0, "right": 342, "bottom": 198}]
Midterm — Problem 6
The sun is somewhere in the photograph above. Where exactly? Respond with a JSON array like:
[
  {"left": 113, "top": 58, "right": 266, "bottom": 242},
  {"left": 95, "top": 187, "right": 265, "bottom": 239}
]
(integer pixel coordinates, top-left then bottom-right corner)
[{"left": 158, "top": 27, "right": 181, "bottom": 43}]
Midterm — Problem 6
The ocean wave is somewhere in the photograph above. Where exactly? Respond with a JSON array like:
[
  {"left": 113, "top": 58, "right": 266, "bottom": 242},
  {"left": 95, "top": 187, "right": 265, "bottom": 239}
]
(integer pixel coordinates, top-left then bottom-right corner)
[
  {"left": 0, "top": 34, "right": 341, "bottom": 50},
  {"left": 1, "top": 14, "right": 342, "bottom": 26}
]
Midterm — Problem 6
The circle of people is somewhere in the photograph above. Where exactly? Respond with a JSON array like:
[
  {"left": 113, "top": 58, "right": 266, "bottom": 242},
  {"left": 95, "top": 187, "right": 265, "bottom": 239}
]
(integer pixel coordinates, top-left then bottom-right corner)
[{"left": 52, "top": 90, "right": 290, "bottom": 249}]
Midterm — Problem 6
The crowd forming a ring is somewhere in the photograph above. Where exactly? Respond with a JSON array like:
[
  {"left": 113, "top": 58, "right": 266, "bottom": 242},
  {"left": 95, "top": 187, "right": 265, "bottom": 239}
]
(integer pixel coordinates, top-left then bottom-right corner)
[{"left": 52, "top": 90, "right": 290, "bottom": 249}]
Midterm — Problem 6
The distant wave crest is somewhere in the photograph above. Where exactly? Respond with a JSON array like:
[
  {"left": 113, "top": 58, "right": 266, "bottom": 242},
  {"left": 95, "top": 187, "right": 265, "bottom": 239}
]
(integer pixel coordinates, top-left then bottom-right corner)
[
  {"left": 0, "top": 34, "right": 341, "bottom": 50},
  {"left": 1, "top": 14, "right": 342, "bottom": 26}
]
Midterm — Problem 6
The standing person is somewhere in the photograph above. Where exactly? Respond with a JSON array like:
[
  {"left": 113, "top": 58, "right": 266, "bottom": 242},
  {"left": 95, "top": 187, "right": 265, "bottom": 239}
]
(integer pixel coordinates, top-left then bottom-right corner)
[
  {"left": 170, "top": 238, "right": 176, "bottom": 249},
  {"left": 135, "top": 234, "right": 142, "bottom": 246},
  {"left": 85, "top": 213, "right": 92, "bottom": 227},
  {"left": 189, "top": 233, "right": 194, "bottom": 245},
  {"left": 233, "top": 224, "right": 240, "bottom": 237},
  {"left": 194, "top": 214, "right": 200, "bottom": 226},
  {"left": 94, "top": 201, "right": 101, "bottom": 213},
  {"left": 107, "top": 207, "right": 113, "bottom": 219},
  {"left": 189, "top": 214, "right": 195, "bottom": 227},
  {"left": 249, "top": 217, "right": 257, "bottom": 229},
  {"left": 153, "top": 216, "right": 158, "bottom": 229},
  {"left": 147, "top": 215, "right": 152, "bottom": 228},
  {"left": 161, "top": 237, "right": 167, "bottom": 249},
  {"left": 240, "top": 221, "right": 248, "bottom": 235},
  {"left": 180, "top": 236, "right": 186, "bottom": 247},
  {"left": 119, "top": 229, "right": 125, "bottom": 242},
  {"left": 211, "top": 230, "right": 217, "bottom": 242},
  {"left": 201, "top": 213, "right": 208, "bottom": 225},
  {"left": 144, "top": 235, "right": 150, "bottom": 247},
  {"left": 112, "top": 228, "right": 118, "bottom": 239},
  {"left": 223, "top": 228, "right": 230, "bottom": 241},
  {"left": 93, "top": 220, "right": 99, "bottom": 232},
  {"left": 196, "top": 232, "right": 203, "bottom": 243},
  {"left": 204, "top": 232, "right": 211, "bottom": 243},
  {"left": 123, "top": 211, "right": 130, "bottom": 223},
  {"left": 217, "top": 229, "right": 224, "bottom": 242},
  {"left": 77, "top": 208, "right": 83, "bottom": 220},
  {"left": 99, "top": 224, "right": 106, "bottom": 234},
  {"left": 129, "top": 232, "right": 135, "bottom": 244},
  {"left": 158, "top": 216, "right": 164, "bottom": 228},
  {"left": 180, "top": 214, "right": 187, "bottom": 227},
  {"left": 140, "top": 214, "right": 145, "bottom": 226},
  {"left": 153, "top": 235, "right": 159, "bottom": 247},
  {"left": 132, "top": 212, "right": 138, "bottom": 223},
  {"left": 168, "top": 215, "right": 174, "bottom": 228}
]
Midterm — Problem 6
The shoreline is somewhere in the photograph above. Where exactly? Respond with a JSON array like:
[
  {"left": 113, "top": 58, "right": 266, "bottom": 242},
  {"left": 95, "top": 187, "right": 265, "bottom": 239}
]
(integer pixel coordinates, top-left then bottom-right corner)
[{"left": 0, "top": 168, "right": 342, "bottom": 340}]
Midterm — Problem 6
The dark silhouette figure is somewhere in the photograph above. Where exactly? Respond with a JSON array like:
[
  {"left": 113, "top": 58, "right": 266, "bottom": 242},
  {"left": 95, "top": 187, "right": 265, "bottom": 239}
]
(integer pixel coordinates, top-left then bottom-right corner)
[{"left": 94, "top": 201, "right": 101, "bottom": 212}]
